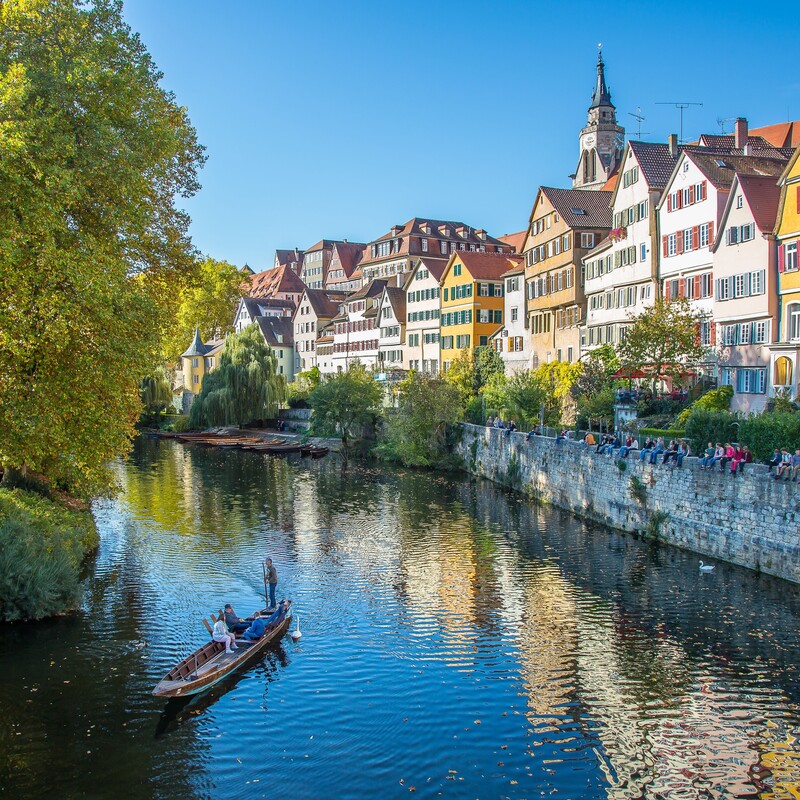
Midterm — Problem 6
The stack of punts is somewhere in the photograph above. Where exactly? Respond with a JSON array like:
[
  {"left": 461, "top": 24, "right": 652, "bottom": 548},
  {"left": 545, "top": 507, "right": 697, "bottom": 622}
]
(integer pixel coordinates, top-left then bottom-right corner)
[{"left": 152, "top": 600, "right": 292, "bottom": 698}]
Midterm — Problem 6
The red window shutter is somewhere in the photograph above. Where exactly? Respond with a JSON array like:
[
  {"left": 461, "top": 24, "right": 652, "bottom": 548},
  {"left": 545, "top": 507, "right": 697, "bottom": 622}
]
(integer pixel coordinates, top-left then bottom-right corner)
[
  {"left": 694, "top": 275, "right": 701, "bottom": 296},
  {"left": 677, "top": 233, "right": 685, "bottom": 254},
  {"left": 692, "top": 226, "right": 700, "bottom": 249},
  {"left": 694, "top": 321, "right": 701, "bottom": 347},
  {"left": 667, "top": 194, "right": 672, "bottom": 212},
  {"left": 708, "top": 221, "right": 714, "bottom": 243},
  {"left": 779, "top": 244, "right": 785, "bottom": 273},
  {"left": 665, "top": 281, "right": 672, "bottom": 300},
  {"left": 662, "top": 235, "right": 668, "bottom": 256},
  {"left": 702, "top": 181, "right": 707, "bottom": 201},
  {"left": 710, "top": 321, "right": 717, "bottom": 345},
  {"left": 796, "top": 185, "right": 800, "bottom": 212},
  {"left": 679, "top": 278, "right": 686, "bottom": 298},
  {"left": 677, "top": 192, "right": 683, "bottom": 209}
]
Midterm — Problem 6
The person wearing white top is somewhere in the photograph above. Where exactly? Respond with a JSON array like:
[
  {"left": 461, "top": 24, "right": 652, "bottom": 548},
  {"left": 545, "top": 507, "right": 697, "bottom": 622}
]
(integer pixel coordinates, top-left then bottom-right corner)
[{"left": 212, "top": 612, "right": 237, "bottom": 654}]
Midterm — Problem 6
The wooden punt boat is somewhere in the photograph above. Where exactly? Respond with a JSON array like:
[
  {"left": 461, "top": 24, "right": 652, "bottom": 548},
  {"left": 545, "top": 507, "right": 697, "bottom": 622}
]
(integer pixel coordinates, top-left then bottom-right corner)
[
  {"left": 152, "top": 600, "right": 292, "bottom": 698},
  {"left": 250, "top": 443, "right": 303, "bottom": 454},
  {"left": 300, "top": 445, "right": 330, "bottom": 459}
]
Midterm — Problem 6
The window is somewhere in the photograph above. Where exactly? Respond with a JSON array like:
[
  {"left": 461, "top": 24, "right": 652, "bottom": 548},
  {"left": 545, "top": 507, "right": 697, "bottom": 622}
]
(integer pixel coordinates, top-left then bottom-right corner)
[
  {"left": 775, "top": 356, "right": 793, "bottom": 386},
  {"left": 790, "top": 304, "right": 800, "bottom": 341},
  {"left": 750, "top": 270, "right": 765, "bottom": 295},
  {"left": 511, "top": 307, "right": 518, "bottom": 322},
  {"left": 701, "top": 273, "right": 712, "bottom": 298},
  {"left": 682, "top": 186, "right": 693, "bottom": 206},
  {"left": 667, "top": 233, "right": 677, "bottom": 256},
  {"left": 421, "top": 238, "right": 428, "bottom": 252},
  {"left": 784, "top": 242, "right": 798, "bottom": 272},
  {"left": 191, "top": 357, "right": 199, "bottom": 368},
  {"left": 453, "top": 263, "right": 462, "bottom": 277},
  {"left": 737, "top": 368, "right": 766, "bottom": 394},
  {"left": 638, "top": 200, "right": 648, "bottom": 220},
  {"left": 722, "top": 325, "right": 737, "bottom": 346},
  {"left": 738, "top": 323, "right": 751, "bottom": 344},
  {"left": 479, "top": 336, "right": 488, "bottom": 347},
  {"left": 753, "top": 320, "right": 767, "bottom": 343},
  {"left": 720, "top": 367, "right": 735, "bottom": 386},
  {"left": 580, "top": 232, "right": 596, "bottom": 249},
  {"left": 684, "top": 229, "right": 693, "bottom": 252},
  {"left": 736, "top": 195, "right": 743, "bottom": 209},
  {"left": 734, "top": 274, "right": 747, "bottom": 298},
  {"left": 700, "top": 320, "right": 711, "bottom": 346},
  {"left": 562, "top": 234, "right": 570, "bottom": 251},
  {"left": 699, "top": 223, "right": 710, "bottom": 248},
  {"left": 640, "top": 243, "right": 647, "bottom": 262}
]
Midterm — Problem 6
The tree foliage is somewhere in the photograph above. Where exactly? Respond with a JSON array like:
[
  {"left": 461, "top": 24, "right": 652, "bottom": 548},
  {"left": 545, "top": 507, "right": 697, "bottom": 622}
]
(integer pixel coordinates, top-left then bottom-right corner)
[
  {"left": 0, "top": 0, "right": 205, "bottom": 495},
  {"left": 140, "top": 365, "right": 174, "bottom": 422},
  {"left": 618, "top": 298, "right": 706, "bottom": 395},
  {"left": 162, "top": 256, "right": 245, "bottom": 363},
  {"left": 377, "top": 372, "right": 461, "bottom": 467},
  {"left": 482, "top": 370, "right": 544, "bottom": 427},
  {"left": 308, "top": 363, "right": 382, "bottom": 462},
  {"left": 188, "top": 325, "right": 285, "bottom": 429},
  {"left": 572, "top": 345, "right": 619, "bottom": 428},
  {"left": 443, "top": 346, "right": 504, "bottom": 406}
]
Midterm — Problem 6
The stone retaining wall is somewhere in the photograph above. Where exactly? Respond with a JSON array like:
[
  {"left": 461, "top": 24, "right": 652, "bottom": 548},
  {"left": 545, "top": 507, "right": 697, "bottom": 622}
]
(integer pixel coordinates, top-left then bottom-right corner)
[{"left": 456, "top": 423, "right": 800, "bottom": 583}]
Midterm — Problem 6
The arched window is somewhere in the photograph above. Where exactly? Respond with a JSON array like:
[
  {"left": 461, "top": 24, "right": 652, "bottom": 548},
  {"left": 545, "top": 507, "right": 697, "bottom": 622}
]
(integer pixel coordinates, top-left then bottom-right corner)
[
  {"left": 775, "top": 357, "right": 793, "bottom": 387},
  {"left": 788, "top": 304, "right": 800, "bottom": 342}
]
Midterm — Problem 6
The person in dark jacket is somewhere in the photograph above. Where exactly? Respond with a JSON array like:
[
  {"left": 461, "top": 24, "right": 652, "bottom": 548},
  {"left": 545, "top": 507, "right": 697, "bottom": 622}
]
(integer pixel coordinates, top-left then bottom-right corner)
[
  {"left": 224, "top": 604, "right": 249, "bottom": 634},
  {"left": 266, "top": 558, "right": 278, "bottom": 609},
  {"left": 243, "top": 612, "right": 266, "bottom": 641}
]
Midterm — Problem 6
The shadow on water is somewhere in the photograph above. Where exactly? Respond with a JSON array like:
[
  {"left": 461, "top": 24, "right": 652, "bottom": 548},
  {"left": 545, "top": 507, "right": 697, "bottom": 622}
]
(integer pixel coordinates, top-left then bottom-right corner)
[{"left": 154, "top": 644, "right": 289, "bottom": 739}]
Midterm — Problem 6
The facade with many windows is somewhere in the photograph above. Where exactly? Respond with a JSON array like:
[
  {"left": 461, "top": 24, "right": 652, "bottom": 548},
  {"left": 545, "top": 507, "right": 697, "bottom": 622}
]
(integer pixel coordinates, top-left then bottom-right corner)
[
  {"left": 769, "top": 146, "right": 800, "bottom": 400},
  {"left": 492, "top": 264, "right": 531, "bottom": 372},
  {"left": 583, "top": 140, "right": 679, "bottom": 351},
  {"left": 439, "top": 252, "right": 521, "bottom": 371},
  {"left": 523, "top": 187, "right": 612, "bottom": 365},
  {"left": 292, "top": 289, "right": 347, "bottom": 373},
  {"left": 712, "top": 173, "right": 781, "bottom": 412},
  {"left": 376, "top": 287, "right": 406, "bottom": 372},
  {"left": 329, "top": 280, "right": 387, "bottom": 373},
  {"left": 403, "top": 258, "right": 443, "bottom": 374}
]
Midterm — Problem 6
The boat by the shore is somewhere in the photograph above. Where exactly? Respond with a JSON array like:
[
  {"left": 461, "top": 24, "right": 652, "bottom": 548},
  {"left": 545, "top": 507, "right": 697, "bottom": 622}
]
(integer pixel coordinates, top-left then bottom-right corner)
[{"left": 152, "top": 600, "right": 292, "bottom": 698}]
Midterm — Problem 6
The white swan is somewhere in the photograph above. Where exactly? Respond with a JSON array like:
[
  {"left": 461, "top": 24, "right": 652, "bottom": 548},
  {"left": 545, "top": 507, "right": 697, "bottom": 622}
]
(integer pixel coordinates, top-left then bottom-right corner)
[
  {"left": 291, "top": 615, "right": 302, "bottom": 641},
  {"left": 699, "top": 560, "right": 715, "bottom": 572}
]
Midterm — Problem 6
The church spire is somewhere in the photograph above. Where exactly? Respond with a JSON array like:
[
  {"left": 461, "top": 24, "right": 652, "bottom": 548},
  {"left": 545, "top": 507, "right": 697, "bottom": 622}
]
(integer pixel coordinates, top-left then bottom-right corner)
[{"left": 589, "top": 45, "right": 613, "bottom": 110}]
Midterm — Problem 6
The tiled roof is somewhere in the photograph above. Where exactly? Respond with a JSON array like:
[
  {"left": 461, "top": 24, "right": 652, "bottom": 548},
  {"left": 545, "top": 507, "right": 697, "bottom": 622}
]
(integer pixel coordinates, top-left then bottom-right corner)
[
  {"left": 628, "top": 141, "right": 682, "bottom": 188},
  {"left": 248, "top": 264, "right": 308, "bottom": 298},
  {"left": 348, "top": 278, "right": 388, "bottom": 302},
  {"left": 181, "top": 328, "right": 209, "bottom": 358},
  {"left": 383, "top": 286, "right": 406, "bottom": 322},
  {"left": 256, "top": 316, "right": 294, "bottom": 348},
  {"left": 303, "top": 289, "right": 347, "bottom": 319},
  {"left": 737, "top": 174, "right": 782, "bottom": 233},
  {"left": 498, "top": 231, "right": 527, "bottom": 253},
  {"left": 330, "top": 242, "right": 367, "bottom": 275},
  {"left": 684, "top": 150, "right": 788, "bottom": 190},
  {"left": 448, "top": 252, "right": 523, "bottom": 281},
  {"left": 600, "top": 173, "right": 619, "bottom": 192},
  {"left": 750, "top": 121, "right": 800, "bottom": 149},
  {"left": 418, "top": 257, "right": 448, "bottom": 282},
  {"left": 275, "top": 249, "right": 304, "bottom": 265},
  {"left": 540, "top": 187, "right": 613, "bottom": 228}
]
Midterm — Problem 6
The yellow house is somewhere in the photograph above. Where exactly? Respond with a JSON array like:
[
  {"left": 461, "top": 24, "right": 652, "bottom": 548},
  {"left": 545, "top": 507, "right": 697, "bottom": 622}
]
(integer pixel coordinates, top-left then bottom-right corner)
[
  {"left": 769, "top": 146, "right": 800, "bottom": 398},
  {"left": 439, "top": 251, "right": 523, "bottom": 370},
  {"left": 180, "top": 328, "right": 224, "bottom": 410}
]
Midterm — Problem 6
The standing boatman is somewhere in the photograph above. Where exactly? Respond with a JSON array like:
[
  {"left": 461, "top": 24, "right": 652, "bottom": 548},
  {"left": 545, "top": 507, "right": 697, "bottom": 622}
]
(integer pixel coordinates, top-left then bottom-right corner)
[{"left": 266, "top": 557, "right": 278, "bottom": 609}]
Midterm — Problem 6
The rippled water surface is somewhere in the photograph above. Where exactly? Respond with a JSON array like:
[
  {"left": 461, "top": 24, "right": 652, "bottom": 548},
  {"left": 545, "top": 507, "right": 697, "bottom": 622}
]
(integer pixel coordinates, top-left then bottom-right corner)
[{"left": 3, "top": 438, "right": 800, "bottom": 799}]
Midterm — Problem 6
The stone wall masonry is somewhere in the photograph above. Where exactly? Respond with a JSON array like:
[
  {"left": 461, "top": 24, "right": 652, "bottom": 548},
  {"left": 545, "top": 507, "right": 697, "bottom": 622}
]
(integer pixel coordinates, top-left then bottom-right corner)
[{"left": 455, "top": 423, "right": 800, "bottom": 584}]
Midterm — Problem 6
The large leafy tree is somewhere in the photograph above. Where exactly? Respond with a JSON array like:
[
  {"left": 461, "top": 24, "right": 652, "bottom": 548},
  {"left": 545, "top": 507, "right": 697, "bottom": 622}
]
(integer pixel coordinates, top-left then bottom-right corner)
[
  {"left": 377, "top": 372, "right": 461, "bottom": 467},
  {"left": 308, "top": 363, "right": 382, "bottom": 463},
  {"left": 618, "top": 297, "right": 706, "bottom": 396},
  {"left": 0, "top": 0, "right": 204, "bottom": 495},
  {"left": 482, "top": 369, "right": 545, "bottom": 427},
  {"left": 443, "top": 346, "right": 504, "bottom": 405},
  {"left": 188, "top": 325, "right": 286, "bottom": 429},
  {"left": 162, "top": 256, "right": 246, "bottom": 363},
  {"left": 140, "top": 365, "right": 174, "bottom": 423}
]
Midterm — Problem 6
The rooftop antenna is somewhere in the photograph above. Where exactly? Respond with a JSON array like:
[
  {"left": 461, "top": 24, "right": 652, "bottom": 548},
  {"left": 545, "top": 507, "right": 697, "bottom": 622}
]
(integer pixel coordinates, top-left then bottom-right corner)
[
  {"left": 716, "top": 117, "right": 736, "bottom": 134},
  {"left": 656, "top": 101, "right": 703, "bottom": 144},
  {"left": 628, "top": 107, "right": 650, "bottom": 139}
]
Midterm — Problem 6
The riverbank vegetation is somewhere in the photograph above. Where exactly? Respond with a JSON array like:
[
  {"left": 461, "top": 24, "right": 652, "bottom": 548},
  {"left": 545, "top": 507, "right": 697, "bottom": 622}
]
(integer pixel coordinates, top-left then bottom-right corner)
[{"left": 0, "top": 488, "right": 99, "bottom": 622}]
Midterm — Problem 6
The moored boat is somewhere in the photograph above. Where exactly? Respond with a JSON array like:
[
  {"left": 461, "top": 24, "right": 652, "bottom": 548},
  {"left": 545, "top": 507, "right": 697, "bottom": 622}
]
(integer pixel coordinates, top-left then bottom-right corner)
[{"left": 152, "top": 600, "right": 291, "bottom": 698}]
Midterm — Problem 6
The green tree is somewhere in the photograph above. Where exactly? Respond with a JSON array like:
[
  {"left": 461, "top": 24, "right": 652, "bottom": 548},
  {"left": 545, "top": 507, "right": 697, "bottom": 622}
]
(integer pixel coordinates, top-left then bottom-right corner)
[
  {"left": 140, "top": 365, "right": 174, "bottom": 423},
  {"left": 162, "top": 256, "right": 246, "bottom": 362},
  {"left": 572, "top": 345, "right": 619, "bottom": 427},
  {"left": 308, "top": 363, "right": 382, "bottom": 463},
  {"left": 0, "top": 0, "right": 204, "bottom": 496},
  {"left": 376, "top": 372, "right": 461, "bottom": 467},
  {"left": 618, "top": 298, "right": 706, "bottom": 396},
  {"left": 443, "top": 349, "right": 477, "bottom": 406},
  {"left": 533, "top": 361, "right": 582, "bottom": 425},
  {"left": 474, "top": 346, "right": 505, "bottom": 391},
  {"left": 188, "top": 325, "right": 286, "bottom": 429},
  {"left": 482, "top": 369, "right": 545, "bottom": 427}
]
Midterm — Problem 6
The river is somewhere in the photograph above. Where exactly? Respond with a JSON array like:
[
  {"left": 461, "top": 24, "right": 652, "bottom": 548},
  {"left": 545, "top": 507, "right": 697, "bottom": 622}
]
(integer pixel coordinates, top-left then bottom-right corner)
[{"left": 2, "top": 436, "right": 800, "bottom": 799}]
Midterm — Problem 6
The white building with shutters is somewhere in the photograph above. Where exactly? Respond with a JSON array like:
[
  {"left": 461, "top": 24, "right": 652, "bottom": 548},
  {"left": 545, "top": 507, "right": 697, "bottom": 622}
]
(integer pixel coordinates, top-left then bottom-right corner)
[
  {"left": 583, "top": 140, "right": 679, "bottom": 351},
  {"left": 330, "top": 280, "right": 387, "bottom": 372},
  {"left": 492, "top": 263, "right": 532, "bottom": 372},
  {"left": 403, "top": 258, "right": 443, "bottom": 374},
  {"left": 711, "top": 173, "right": 781, "bottom": 412}
]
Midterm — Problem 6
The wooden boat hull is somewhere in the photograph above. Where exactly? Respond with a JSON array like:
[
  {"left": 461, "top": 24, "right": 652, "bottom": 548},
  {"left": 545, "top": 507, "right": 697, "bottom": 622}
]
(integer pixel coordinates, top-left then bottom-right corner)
[{"left": 152, "top": 602, "right": 291, "bottom": 698}]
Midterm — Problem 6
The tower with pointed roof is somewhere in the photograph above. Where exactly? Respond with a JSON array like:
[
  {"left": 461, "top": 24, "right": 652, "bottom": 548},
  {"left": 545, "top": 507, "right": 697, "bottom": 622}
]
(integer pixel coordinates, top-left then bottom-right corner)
[{"left": 572, "top": 47, "right": 625, "bottom": 190}]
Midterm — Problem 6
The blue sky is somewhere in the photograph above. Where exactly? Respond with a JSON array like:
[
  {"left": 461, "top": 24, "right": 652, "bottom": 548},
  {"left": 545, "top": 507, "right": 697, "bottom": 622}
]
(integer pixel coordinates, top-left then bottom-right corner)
[{"left": 123, "top": 0, "right": 800, "bottom": 270}]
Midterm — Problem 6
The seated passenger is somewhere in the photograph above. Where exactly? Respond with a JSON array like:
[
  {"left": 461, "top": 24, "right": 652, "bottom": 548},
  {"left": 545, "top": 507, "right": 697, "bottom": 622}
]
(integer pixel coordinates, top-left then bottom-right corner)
[
  {"left": 224, "top": 603, "right": 250, "bottom": 634},
  {"left": 212, "top": 612, "right": 237, "bottom": 654},
  {"left": 243, "top": 612, "right": 266, "bottom": 641}
]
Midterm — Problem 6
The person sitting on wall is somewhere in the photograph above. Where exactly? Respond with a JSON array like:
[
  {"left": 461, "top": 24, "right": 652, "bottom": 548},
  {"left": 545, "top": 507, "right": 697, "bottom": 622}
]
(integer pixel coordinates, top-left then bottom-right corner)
[
  {"left": 662, "top": 439, "right": 679, "bottom": 465},
  {"left": 707, "top": 442, "right": 725, "bottom": 470},
  {"left": 775, "top": 449, "right": 793, "bottom": 480},
  {"left": 791, "top": 449, "right": 800, "bottom": 482},
  {"left": 486, "top": 416, "right": 494, "bottom": 428},
  {"left": 618, "top": 436, "right": 635, "bottom": 459},
  {"left": 675, "top": 440, "right": 691, "bottom": 468},
  {"left": 733, "top": 444, "right": 752, "bottom": 475},
  {"left": 699, "top": 442, "right": 715, "bottom": 470},
  {"left": 583, "top": 432, "right": 596, "bottom": 448},
  {"left": 649, "top": 438, "right": 665, "bottom": 465},
  {"left": 638, "top": 438, "right": 654, "bottom": 461},
  {"left": 605, "top": 434, "right": 622, "bottom": 458},
  {"left": 719, "top": 442, "right": 735, "bottom": 471},
  {"left": 766, "top": 449, "right": 781, "bottom": 472}
]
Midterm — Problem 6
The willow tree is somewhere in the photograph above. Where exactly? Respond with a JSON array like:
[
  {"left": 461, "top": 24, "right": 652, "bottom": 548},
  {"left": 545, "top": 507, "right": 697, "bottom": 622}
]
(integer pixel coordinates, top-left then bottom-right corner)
[
  {"left": 0, "top": 0, "right": 204, "bottom": 495},
  {"left": 140, "top": 366, "right": 174, "bottom": 423},
  {"left": 188, "top": 325, "right": 286, "bottom": 429}
]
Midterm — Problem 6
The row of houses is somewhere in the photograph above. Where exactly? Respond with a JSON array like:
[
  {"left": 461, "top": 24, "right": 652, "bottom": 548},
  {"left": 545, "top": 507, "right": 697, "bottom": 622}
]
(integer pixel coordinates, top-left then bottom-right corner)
[{"left": 183, "top": 51, "right": 800, "bottom": 415}]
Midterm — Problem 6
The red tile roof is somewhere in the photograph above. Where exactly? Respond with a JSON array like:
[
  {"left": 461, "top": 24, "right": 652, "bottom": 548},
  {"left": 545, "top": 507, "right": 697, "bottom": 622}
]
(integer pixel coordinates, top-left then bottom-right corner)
[
  {"left": 751, "top": 121, "right": 800, "bottom": 149},
  {"left": 248, "top": 264, "right": 308, "bottom": 298},
  {"left": 303, "top": 289, "right": 348, "bottom": 320},
  {"left": 737, "top": 174, "right": 781, "bottom": 233},
  {"left": 498, "top": 231, "right": 527, "bottom": 253}
]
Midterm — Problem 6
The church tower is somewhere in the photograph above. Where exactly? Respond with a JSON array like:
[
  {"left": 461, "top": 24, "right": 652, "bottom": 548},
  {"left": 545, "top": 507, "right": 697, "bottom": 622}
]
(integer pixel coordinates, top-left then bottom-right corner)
[{"left": 572, "top": 48, "right": 625, "bottom": 190}]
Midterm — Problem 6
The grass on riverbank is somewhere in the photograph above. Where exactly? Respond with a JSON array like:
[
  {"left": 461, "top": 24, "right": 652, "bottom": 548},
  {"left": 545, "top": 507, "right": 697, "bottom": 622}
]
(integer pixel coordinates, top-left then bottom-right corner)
[{"left": 0, "top": 488, "right": 99, "bottom": 622}]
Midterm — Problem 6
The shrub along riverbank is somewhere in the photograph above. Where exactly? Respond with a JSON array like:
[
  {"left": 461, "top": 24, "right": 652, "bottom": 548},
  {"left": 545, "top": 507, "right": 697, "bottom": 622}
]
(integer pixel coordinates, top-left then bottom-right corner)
[{"left": 0, "top": 488, "right": 99, "bottom": 622}]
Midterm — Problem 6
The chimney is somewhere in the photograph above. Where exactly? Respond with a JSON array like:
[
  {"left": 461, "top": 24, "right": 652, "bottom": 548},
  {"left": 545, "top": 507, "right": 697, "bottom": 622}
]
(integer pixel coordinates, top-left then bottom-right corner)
[
  {"left": 734, "top": 117, "right": 748, "bottom": 150},
  {"left": 668, "top": 133, "right": 678, "bottom": 157}
]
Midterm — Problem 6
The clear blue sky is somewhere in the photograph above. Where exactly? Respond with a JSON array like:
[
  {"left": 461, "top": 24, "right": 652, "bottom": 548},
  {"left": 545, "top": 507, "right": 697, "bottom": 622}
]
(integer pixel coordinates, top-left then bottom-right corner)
[{"left": 123, "top": 0, "right": 800, "bottom": 271}]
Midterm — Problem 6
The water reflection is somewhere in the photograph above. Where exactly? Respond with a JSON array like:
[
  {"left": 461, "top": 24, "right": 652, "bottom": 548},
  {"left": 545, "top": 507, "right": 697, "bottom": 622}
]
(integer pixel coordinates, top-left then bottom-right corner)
[{"left": 1, "top": 437, "right": 800, "bottom": 799}]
